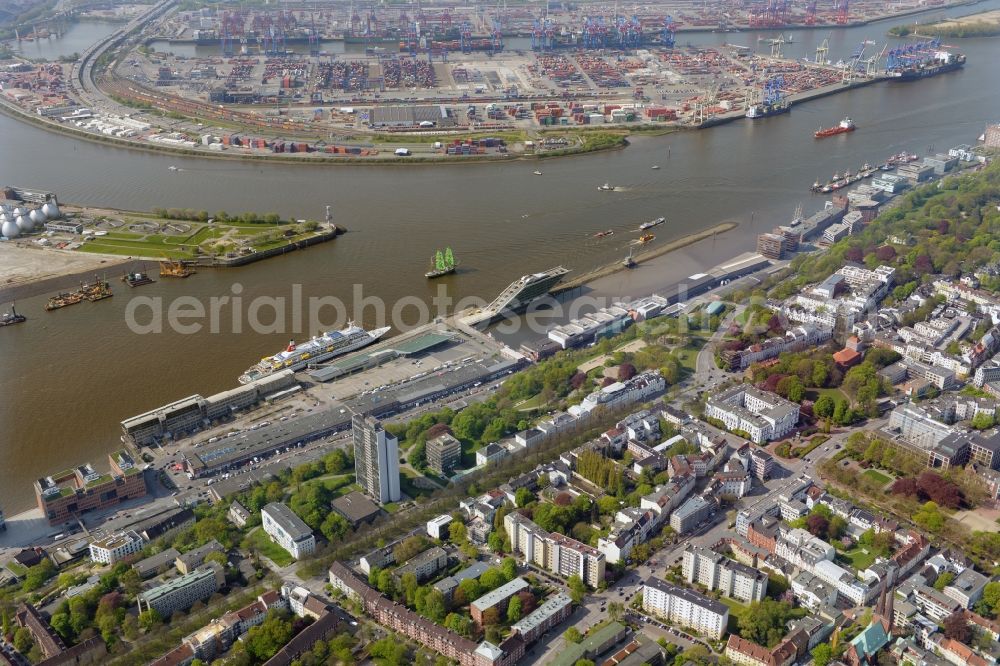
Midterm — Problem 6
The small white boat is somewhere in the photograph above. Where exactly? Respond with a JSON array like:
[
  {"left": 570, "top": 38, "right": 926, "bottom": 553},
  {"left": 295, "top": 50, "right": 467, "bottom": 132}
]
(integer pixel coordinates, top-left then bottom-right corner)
[
  {"left": 168, "top": 165, "right": 179, "bottom": 171},
  {"left": 598, "top": 183, "right": 617, "bottom": 191},
  {"left": 651, "top": 165, "right": 660, "bottom": 170},
  {"left": 533, "top": 170, "right": 542, "bottom": 175}
]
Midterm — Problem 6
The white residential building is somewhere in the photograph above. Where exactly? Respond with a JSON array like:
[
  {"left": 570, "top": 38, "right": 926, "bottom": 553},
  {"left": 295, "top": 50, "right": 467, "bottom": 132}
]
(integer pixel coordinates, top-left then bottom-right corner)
[
  {"left": 682, "top": 545, "right": 768, "bottom": 603},
  {"left": 89, "top": 530, "right": 144, "bottom": 565},
  {"left": 261, "top": 502, "right": 316, "bottom": 560},
  {"left": 705, "top": 385, "right": 799, "bottom": 444},
  {"left": 642, "top": 577, "right": 729, "bottom": 640}
]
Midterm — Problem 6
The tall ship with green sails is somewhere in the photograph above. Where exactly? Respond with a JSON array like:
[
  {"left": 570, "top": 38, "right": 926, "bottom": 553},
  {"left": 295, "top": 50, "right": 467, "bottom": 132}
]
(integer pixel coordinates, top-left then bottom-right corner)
[{"left": 425, "top": 247, "right": 458, "bottom": 278}]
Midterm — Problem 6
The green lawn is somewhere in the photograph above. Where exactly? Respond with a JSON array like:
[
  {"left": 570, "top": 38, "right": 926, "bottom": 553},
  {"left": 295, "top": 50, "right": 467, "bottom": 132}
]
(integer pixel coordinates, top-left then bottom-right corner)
[
  {"left": 839, "top": 547, "right": 876, "bottom": 572},
  {"left": 242, "top": 528, "right": 294, "bottom": 567},
  {"left": 862, "top": 469, "right": 892, "bottom": 484}
]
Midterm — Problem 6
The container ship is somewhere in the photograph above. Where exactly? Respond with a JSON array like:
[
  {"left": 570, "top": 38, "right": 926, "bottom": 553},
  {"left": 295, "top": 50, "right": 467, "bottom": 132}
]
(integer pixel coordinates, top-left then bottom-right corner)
[
  {"left": 893, "top": 51, "right": 965, "bottom": 80},
  {"left": 815, "top": 117, "right": 855, "bottom": 138},
  {"left": 746, "top": 99, "right": 791, "bottom": 119},
  {"left": 425, "top": 247, "right": 458, "bottom": 278},
  {"left": 239, "top": 323, "right": 391, "bottom": 384},
  {"left": 639, "top": 217, "right": 666, "bottom": 230}
]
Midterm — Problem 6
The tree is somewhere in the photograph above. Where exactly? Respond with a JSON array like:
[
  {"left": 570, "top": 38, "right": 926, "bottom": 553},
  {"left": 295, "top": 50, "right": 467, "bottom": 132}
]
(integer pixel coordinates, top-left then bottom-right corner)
[
  {"left": 917, "top": 471, "right": 964, "bottom": 509},
  {"left": 564, "top": 627, "right": 583, "bottom": 644},
  {"left": 507, "top": 595, "right": 523, "bottom": 623},
  {"left": 377, "top": 569, "right": 397, "bottom": 598},
  {"left": 401, "top": 572, "right": 419, "bottom": 606},
  {"left": 608, "top": 601, "right": 624, "bottom": 623},
  {"left": 369, "top": 636, "right": 408, "bottom": 666},
  {"left": 977, "top": 581, "right": 1000, "bottom": 619},
  {"left": 933, "top": 571, "right": 955, "bottom": 592},
  {"left": 913, "top": 501, "right": 945, "bottom": 532},
  {"left": 487, "top": 532, "right": 505, "bottom": 554},
  {"left": 737, "top": 599, "right": 794, "bottom": 647},
  {"left": 444, "top": 613, "right": 472, "bottom": 637},
  {"left": 828, "top": 515, "right": 848, "bottom": 540},
  {"left": 806, "top": 514, "right": 829, "bottom": 538},
  {"left": 501, "top": 557, "right": 518, "bottom": 581},
  {"left": 481, "top": 607, "right": 500, "bottom": 627},
  {"left": 479, "top": 568, "right": 507, "bottom": 592},
  {"left": 448, "top": 521, "right": 468, "bottom": 545},
  {"left": 12, "top": 627, "right": 33, "bottom": 654},
  {"left": 942, "top": 612, "right": 970, "bottom": 643},
  {"left": 814, "top": 395, "right": 835, "bottom": 418},
  {"left": 812, "top": 643, "right": 833, "bottom": 666},
  {"left": 50, "top": 612, "right": 73, "bottom": 641},
  {"left": 321, "top": 512, "right": 350, "bottom": 542},
  {"left": 324, "top": 449, "right": 347, "bottom": 474},
  {"left": 567, "top": 575, "right": 588, "bottom": 603},
  {"left": 515, "top": 487, "right": 535, "bottom": 508},
  {"left": 245, "top": 612, "right": 294, "bottom": 662},
  {"left": 422, "top": 589, "right": 447, "bottom": 624},
  {"left": 408, "top": 441, "right": 427, "bottom": 471},
  {"left": 394, "top": 536, "right": 430, "bottom": 563},
  {"left": 138, "top": 608, "right": 162, "bottom": 632}
]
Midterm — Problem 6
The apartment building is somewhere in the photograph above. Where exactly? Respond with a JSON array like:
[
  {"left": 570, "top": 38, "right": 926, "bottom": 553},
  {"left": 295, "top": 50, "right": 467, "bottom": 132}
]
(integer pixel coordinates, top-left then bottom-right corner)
[
  {"left": 136, "top": 563, "right": 224, "bottom": 618},
  {"left": 509, "top": 593, "right": 573, "bottom": 643},
  {"left": 504, "top": 512, "right": 606, "bottom": 588},
  {"left": 705, "top": 385, "right": 799, "bottom": 444},
  {"left": 682, "top": 545, "right": 768, "bottom": 603},
  {"left": 88, "top": 530, "right": 144, "bottom": 565},
  {"left": 470, "top": 578, "right": 530, "bottom": 626},
  {"left": 261, "top": 502, "right": 315, "bottom": 560},
  {"left": 726, "top": 634, "right": 799, "bottom": 666},
  {"left": 395, "top": 547, "right": 449, "bottom": 583},
  {"left": 426, "top": 433, "right": 462, "bottom": 476},
  {"left": 353, "top": 415, "right": 401, "bottom": 504},
  {"left": 568, "top": 371, "right": 665, "bottom": 418},
  {"left": 670, "top": 496, "right": 715, "bottom": 534},
  {"left": 641, "top": 577, "right": 729, "bottom": 640}
]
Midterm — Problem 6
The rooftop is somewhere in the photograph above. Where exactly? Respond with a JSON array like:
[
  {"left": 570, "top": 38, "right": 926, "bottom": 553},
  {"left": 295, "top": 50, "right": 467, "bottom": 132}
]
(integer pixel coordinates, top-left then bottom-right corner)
[
  {"left": 262, "top": 502, "right": 313, "bottom": 540},
  {"left": 643, "top": 577, "right": 728, "bottom": 615},
  {"left": 470, "top": 577, "right": 530, "bottom": 611}
]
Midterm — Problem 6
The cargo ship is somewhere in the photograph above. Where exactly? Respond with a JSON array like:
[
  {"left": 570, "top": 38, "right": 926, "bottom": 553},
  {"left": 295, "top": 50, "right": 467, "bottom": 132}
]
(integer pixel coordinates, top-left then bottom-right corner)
[
  {"left": 639, "top": 217, "right": 666, "bottom": 230},
  {"left": 425, "top": 247, "right": 458, "bottom": 278},
  {"left": 239, "top": 323, "right": 391, "bottom": 384},
  {"left": 1, "top": 303, "right": 25, "bottom": 327},
  {"left": 746, "top": 99, "right": 791, "bottom": 119},
  {"left": 892, "top": 51, "right": 965, "bottom": 80},
  {"left": 814, "top": 117, "right": 855, "bottom": 139}
]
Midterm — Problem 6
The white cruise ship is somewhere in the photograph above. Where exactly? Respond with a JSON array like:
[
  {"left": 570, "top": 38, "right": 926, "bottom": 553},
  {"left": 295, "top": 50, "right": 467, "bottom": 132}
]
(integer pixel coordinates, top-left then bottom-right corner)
[{"left": 239, "top": 323, "right": 390, "bottom": 384}]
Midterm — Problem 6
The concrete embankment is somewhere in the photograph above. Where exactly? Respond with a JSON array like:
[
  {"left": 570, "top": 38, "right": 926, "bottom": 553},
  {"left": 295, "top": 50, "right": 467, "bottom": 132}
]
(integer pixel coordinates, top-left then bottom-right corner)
[{"left": 552, "top": 221, "right": 739, "bottom": 295}]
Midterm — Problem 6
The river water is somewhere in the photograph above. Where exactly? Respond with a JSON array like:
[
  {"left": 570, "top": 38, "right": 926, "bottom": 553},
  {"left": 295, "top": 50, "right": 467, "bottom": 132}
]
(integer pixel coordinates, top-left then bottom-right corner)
[{"left": 1, "top": 3, "right": 998, "bottom": 512}]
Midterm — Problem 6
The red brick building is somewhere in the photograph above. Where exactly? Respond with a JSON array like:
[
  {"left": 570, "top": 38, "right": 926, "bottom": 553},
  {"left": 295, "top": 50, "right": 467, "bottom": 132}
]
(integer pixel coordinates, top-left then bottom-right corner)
[{"left": 35, "top": 451, "right": 147, "bottom": 525}]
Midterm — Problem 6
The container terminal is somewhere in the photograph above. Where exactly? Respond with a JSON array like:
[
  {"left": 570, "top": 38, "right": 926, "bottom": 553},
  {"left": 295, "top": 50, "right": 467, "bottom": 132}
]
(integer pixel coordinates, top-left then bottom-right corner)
[{"left": 0, "top": 0, "right": 969, "bottom": 161}]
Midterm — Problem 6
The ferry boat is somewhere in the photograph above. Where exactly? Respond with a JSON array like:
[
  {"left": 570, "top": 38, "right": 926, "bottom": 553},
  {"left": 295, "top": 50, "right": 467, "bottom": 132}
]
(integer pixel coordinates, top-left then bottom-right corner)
[
  {"left": 239, "top": 323, "right": 391, "bottom": 384},
  {"left": 639, "top": 217, "right": 665, "bottom": 231},
  {"left": 814, "top": 116, "right": 856, "bottom": 139}
]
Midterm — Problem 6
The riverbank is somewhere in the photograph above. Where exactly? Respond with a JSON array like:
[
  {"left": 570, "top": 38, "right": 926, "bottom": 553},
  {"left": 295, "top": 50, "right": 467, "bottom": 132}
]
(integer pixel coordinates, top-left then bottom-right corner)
[
  {"left": 0, "top": 243, "right": 132, "bottom": 302},
  {"left": 889, "top": 8, "right": 1000, "bottom": 37},
  {"left": 552, "top": 221, "right": 739, "bottom": 294}
]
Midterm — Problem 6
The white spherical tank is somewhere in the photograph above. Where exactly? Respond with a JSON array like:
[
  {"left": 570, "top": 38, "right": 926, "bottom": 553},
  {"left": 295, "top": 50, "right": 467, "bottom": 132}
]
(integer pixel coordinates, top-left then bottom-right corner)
[
  {"left": 12, "top": 207, "right": 25, "bottom": 218},
  {"left": 29, "top": 208, "right": 46, "bottom": 225},
  {"left": 42, "top": 202, "right": 61, "bottom": 219},
  {"left": 17, "top": 215, "right": 35, "bottom": 233},
  {"left": 2, "top": 220, "right": 20, "bottom": 238}
]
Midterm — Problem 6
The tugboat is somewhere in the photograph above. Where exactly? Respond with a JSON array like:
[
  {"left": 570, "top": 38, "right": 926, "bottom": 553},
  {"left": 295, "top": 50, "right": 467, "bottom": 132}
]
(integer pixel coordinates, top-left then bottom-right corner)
[
  {"left": 622, "top": 247, "right": 636, "bottom": 268},
  {"left": 814, "top": 116, "right": 856, "bottom": 138},
  {"left": 0, "top": 303, "right": 26, "bottom": 327},
  {"left": 425, "top": 247, "right": 458, "bottom": 278},
  {"left": 638, "top": 233, "right": 655, "bottom": 244},
  {"left": 598, "top": 183, "right": 617, "bottom": 191}
]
